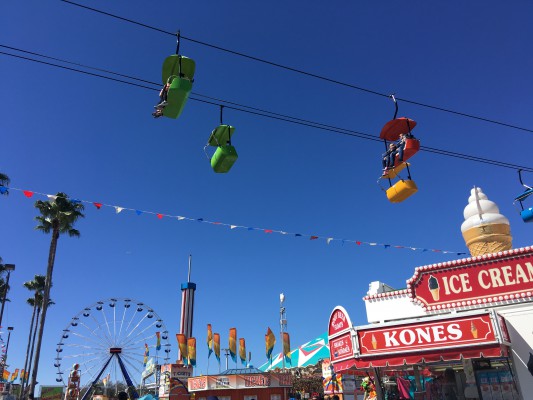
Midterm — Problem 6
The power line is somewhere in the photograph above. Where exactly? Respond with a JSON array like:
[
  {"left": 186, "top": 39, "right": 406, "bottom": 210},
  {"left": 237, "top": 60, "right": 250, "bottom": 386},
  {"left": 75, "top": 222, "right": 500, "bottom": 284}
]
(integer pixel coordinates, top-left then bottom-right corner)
[
  {"left": 59, "top": 0, "right": 533, "bottom": 134},
  {"left": 1, "top": 47, "right": 532, "bottom": 173}
]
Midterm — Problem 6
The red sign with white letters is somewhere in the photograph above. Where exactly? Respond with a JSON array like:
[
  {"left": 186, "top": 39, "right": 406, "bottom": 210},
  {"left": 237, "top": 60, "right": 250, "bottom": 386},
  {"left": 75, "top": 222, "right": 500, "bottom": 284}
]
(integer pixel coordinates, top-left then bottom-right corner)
[
  {"left": 358, "top": 313, "right": 496, "bottom": 356},
  {"left": 328, "top": 307, "right": 352, "bottom": 336},
  {"left": 408, "top": 249, "right": 533, "bottom": 310},
  {"left": 329, "top": 332, "right": 354, "bottom": 361}
]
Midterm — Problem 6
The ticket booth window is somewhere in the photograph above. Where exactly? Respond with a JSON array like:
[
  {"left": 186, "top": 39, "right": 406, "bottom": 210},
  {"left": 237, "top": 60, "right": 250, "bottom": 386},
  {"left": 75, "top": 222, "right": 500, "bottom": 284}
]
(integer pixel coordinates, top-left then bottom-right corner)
[
  {"left": 270, "top": 395, "right": 281, "bottom": 400},
  {"left": 244, "top": 395, "right": 257, "bottom": 400}
]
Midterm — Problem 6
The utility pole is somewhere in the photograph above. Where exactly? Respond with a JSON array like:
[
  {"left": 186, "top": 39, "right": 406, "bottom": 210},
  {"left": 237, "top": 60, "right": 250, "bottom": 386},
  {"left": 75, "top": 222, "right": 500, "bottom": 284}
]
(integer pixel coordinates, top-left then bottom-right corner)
[
  {"left": 279, "top": 293, "right": 287, "bottom": 370},
  {"left": 221, "top": 348, "right": 230, "bottom": 371}
]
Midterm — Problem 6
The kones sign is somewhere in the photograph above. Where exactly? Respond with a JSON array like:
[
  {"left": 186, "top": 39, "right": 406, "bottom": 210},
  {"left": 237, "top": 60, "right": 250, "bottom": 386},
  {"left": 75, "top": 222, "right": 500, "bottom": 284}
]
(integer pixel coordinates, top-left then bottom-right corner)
[{"left": 357, "top": 312, "right": 497, "bottom": 356}]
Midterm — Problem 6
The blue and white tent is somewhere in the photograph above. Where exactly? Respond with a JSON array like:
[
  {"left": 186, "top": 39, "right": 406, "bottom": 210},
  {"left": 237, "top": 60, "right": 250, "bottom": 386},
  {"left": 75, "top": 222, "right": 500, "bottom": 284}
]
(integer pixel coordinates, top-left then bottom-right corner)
[{"left": 258, "top": 333, "right": 329, "bottom": 371}]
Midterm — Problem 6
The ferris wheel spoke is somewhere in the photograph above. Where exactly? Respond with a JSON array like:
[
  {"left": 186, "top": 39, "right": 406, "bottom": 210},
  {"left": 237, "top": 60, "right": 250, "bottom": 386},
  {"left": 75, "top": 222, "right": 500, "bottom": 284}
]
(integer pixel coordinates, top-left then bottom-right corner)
[
  {"left": 76, "top": 320, "right": 112, "bottom": 346},
  {"left": 121, "top": 354, "right": 143, "bottom": 386},
  {"left": 69, "top": 331, "right": 110, "bottom": 351},
  {"left": 125, "top": 314, "right": 150, "bottom": 340},
  {"left": 87, "top": 312, "right": 114, "bottom": 348},
  {"left": 120, "top": 324, "right": 157, "bottom": 350},
  {"left": 98, "top": 305, "right": 114, "bottom": 341}
]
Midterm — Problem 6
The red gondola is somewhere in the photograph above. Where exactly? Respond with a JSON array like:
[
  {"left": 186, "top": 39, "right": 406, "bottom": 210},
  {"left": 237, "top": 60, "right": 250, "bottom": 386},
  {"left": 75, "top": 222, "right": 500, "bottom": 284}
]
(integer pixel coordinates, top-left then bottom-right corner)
[{"left": 378, "top": 96, "right": 421, "bottom": 203}]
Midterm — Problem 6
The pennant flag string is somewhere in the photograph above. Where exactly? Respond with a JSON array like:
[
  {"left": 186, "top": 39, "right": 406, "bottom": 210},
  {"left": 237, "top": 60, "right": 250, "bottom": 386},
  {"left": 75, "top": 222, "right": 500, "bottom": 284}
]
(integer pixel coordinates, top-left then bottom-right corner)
[{"left": 6, "top": 186, "right": 467, "bottom": 255}]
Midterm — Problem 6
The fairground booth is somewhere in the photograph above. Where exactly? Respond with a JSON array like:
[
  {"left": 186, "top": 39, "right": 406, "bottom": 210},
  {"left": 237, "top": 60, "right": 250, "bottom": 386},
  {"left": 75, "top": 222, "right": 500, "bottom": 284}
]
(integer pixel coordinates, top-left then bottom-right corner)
[
  {"left": 329, "top": 247, "right": 533, "bottom": 400},
  {"left": 328, "top": 189, "right": 532, "bottom": 400},
  {"left": 187, "top": 367, "right": 292, "bottom": 400}
]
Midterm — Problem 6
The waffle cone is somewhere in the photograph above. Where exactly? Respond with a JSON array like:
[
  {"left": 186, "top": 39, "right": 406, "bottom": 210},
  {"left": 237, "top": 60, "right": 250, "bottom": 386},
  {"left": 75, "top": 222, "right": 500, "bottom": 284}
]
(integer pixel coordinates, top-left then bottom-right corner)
[{"left": 463, "top": 223, "right": 512, "bottom": 256}]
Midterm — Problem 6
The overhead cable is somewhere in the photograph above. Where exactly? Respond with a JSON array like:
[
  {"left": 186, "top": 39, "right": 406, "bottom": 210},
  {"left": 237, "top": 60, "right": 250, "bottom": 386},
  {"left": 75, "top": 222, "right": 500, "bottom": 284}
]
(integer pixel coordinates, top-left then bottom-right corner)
[
  {"left": 1, "top": 47, "right": 531, "bottom": 173},
  {"left": 59, "top": 0, "right": 533, "bottom": 134}
]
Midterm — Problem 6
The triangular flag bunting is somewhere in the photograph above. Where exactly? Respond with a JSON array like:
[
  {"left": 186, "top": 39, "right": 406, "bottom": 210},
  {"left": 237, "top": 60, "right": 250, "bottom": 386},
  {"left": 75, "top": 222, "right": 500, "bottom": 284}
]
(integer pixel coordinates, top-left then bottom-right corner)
[{"left": 4, "top": 186, "right": 466, "bottom": 255}]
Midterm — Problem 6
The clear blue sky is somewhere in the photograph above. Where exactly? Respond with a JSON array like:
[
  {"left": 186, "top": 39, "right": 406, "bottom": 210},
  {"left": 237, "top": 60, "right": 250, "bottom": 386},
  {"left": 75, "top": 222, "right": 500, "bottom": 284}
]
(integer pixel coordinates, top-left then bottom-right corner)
[{"left": 1, "top": 0, "right": 532, "bottom": 389}]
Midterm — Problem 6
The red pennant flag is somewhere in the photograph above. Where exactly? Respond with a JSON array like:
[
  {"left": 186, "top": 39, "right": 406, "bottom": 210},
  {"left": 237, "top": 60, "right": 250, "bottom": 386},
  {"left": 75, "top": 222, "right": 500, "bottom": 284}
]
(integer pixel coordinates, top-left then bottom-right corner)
[
  {"left": 157, "top": 214, "right": 163, "bottom": 219},
  {"left": 264, "top": 229, "right": 273, "bottom": 233},
  {"left": 310, "top": 236, "right": 318, "bottom": 240},
  {"left": 356, "top": 241, "right": 362, "bottom": 245},
  {"left": 93, "top": 202, "right": 102, "bottom": 209},
  {"left": 23, "top": 191, "right": 34, "bottom": 198}
]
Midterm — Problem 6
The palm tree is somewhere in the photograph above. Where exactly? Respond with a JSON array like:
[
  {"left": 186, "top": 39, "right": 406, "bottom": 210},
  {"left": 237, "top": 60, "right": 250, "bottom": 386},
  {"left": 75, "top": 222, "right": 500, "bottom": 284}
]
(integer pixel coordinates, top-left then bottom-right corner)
[
  {"left": 0, "top": 258, "right": 12, "bottom": 325},
  {"left": 21, "top": 275, "right": 46, "bottom": 400},
  {"left": 24, "top": 294, "right": 54, "bottom": 400},
  {"left": 0, "top": 172, "right": 9, "bottom": 195},
  {"left": 28, "top": 193, "right": 84, "bottom": 399}
]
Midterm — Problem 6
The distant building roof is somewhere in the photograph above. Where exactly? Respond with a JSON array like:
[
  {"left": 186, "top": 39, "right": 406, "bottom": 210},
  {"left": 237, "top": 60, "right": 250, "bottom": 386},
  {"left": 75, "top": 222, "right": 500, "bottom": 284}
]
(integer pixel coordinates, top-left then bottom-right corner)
[{"left": 218, "top": 367, "right": 264, "bottom": 375}]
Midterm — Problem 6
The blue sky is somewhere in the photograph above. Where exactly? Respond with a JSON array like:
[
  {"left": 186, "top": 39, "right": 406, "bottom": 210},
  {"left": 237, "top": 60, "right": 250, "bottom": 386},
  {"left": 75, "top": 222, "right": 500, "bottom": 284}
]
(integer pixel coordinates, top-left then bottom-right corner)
[{"left": 1, "top": 0, "right": 532, "bottom": 389}]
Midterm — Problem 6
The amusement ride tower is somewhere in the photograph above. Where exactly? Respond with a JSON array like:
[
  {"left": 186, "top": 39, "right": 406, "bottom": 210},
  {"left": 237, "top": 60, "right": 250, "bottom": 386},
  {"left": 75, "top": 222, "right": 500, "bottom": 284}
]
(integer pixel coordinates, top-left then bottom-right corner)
[{"left": 179, "top": 255, "right": 196, "bottom": 361}]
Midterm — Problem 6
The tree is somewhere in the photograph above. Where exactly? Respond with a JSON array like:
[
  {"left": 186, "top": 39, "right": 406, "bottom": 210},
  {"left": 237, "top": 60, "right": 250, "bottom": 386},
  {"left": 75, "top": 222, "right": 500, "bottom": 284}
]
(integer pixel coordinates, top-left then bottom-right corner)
[
  {"left": 28, "top": 193, "right": 84, "bottom": 399},
  {"left": 0, "top": 258, "right": 12, "bottom": 323},
  {"left": 0, "top": 172, "right": 9, "bottom": 195},
  {"left": 21, "top": 275, "right": 46, "bottom": 400}
]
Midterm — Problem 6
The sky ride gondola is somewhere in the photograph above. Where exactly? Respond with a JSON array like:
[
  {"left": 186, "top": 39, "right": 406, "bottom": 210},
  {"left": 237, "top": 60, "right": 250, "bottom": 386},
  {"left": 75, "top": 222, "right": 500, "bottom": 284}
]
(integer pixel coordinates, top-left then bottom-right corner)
[
  {"left": 378, "top": 96, "right": 421, "bottom": 203},
  {"left": 205, "top": 106, "right": 238, "bottom": 173},
  {"left": 155, "top": 32, "right": 195, "bottom": 119},
  {"left": 514, "top": 170, "right": 533, "bottom": 222}
]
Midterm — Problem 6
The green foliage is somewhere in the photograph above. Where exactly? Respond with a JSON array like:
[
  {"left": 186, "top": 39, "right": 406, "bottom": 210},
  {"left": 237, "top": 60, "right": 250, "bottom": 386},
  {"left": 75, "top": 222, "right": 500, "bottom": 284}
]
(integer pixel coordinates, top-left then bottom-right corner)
[
  {"left": 0, "top": 172, "right": 9, "bottom": 195},
  {"left": 34, "top": 192, "right": 85, "bottom": 236}
]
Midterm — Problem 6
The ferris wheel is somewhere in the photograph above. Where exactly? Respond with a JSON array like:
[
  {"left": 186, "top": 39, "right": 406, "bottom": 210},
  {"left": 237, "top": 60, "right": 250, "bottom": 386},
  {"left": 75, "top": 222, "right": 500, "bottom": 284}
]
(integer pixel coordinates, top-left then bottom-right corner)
[{"left": 55, "top": 298, "right": 172, "bottom": 399}]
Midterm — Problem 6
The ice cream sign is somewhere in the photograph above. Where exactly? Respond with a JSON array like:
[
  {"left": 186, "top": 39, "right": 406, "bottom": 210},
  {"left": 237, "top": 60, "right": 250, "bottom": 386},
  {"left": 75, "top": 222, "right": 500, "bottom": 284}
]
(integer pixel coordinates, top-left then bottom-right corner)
[
  {"left": 408, "top": 247, "right": 533, "bottom": 310},
  {"left": 358, "top": 313, "right": 496, "bottom": 355}
]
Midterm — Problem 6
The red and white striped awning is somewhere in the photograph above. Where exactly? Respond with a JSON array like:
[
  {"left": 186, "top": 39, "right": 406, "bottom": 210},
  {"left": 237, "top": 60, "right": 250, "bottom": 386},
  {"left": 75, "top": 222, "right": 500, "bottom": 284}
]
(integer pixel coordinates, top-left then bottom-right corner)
[{"left": 333, "top": 344, "right": 507, "bottom": 372}]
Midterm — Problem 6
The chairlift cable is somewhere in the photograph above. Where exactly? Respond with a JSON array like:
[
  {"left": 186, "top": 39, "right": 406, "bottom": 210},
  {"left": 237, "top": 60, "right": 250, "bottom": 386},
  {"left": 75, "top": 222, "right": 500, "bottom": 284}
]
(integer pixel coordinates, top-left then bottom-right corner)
[
  {"left": 59, "top": 0, "right": 533, "bottom": 134},
  {"left": 1, "top": 48, "right": 532, "bottom": 173}
]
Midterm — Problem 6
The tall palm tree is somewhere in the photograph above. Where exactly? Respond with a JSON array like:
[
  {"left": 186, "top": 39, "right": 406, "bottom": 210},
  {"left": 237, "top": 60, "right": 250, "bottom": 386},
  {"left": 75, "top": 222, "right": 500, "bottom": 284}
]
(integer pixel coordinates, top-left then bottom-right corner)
[
  {"left": 0, "top": 172, "right": 9, "bottom": 195},
  {"left": 21, "top": 275, "right": 46, "bottom": 400},
  {"left": 0, "top": 258, "right": 12, "bottom": 324},
  {"left": 24, "top": 294, "right": 54, "bottom": 400},
  {"left": 28, "top": 193, "right": 84, "bottom": 399}
]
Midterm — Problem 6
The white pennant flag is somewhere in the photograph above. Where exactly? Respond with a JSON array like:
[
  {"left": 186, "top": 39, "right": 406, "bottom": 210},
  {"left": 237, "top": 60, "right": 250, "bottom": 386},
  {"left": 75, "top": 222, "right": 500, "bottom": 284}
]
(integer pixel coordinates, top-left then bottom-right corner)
[
  {"left": 230, "top": 225, "right": 237, "bottom": 229},
  {"left": 327, "top": 238, "right": 333, "bottom": 245},
  {"left": 177, "top": 216, "right": 185, "bottom": 220},
  {"left": 47, "top": 195, "right": 57, "bottom": 201},
  {"left": 115, "top": 207, "right": 124, "bottom": 214}
]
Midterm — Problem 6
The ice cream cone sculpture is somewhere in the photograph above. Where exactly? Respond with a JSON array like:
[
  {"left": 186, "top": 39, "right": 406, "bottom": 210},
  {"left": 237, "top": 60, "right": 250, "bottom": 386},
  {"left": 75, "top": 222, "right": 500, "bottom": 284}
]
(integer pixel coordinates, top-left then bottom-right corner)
[
  {"left": 428, "top": 275, "right": 440, "bottom": 301},
  {"left": 461, "top": 187, "right": 512, "bottom": 256},
  {"left": 371, "top": 334, "right": 377, "bottom": 349},
  {"left": 471, "top": 322, "right": 478, "bottom": 338}
]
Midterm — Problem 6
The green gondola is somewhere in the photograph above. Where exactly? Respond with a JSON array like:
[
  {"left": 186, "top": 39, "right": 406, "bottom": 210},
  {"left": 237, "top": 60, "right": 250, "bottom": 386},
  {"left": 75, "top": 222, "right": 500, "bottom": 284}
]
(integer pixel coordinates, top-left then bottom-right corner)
[
  {"left": 206, "top": 124, "right": 238, "bottom": 173},
  {"left": 161, "top": 55, "right": 195, "bottom": 119}
]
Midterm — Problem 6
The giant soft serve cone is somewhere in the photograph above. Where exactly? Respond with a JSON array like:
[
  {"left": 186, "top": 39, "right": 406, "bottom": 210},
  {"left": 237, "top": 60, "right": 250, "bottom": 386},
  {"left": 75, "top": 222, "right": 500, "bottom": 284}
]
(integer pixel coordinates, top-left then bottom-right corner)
[{"left": 461, "top": 187, "right": 512, "bottom": 256}]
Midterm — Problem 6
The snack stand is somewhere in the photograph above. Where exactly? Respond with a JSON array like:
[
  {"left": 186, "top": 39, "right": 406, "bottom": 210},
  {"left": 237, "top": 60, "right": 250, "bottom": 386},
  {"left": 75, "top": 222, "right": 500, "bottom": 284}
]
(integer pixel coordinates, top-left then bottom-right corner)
[{"left": 328, "top": 246, "right": 533, "bottom": 399}]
